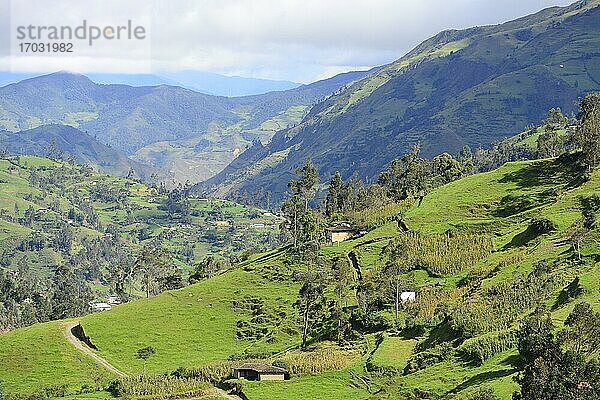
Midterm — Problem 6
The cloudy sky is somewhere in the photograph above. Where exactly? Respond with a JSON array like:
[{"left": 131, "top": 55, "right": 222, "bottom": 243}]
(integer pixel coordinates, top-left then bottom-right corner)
[{"left": 1, "top": 0, "right": 574, "bottom": 83}]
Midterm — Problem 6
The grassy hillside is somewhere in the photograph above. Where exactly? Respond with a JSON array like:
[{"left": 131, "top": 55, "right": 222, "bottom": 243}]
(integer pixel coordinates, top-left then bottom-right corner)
[
  {"left": 0, "top": 155, "right": 282, "bottom": 325},
  {"left": 200, "top": 0, "right": 600, "bottom": 202},
  {"left": 1, "top": 154, "right": 598, "bottom": 399},
  {"left": 0, "top": 125, "right": 155, "bottom": 179}
]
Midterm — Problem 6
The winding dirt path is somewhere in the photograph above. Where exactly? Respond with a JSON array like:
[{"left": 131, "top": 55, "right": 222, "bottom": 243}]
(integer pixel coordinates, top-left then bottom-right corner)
[
  {"left": 62, "top": 322, "right": 244, "bottom": 399},
  {"left": 62, "top": 321, "right": 128, "bottom": 378},
  {"left": 212, "top": 388, "right": 244, "bottom": 400}
]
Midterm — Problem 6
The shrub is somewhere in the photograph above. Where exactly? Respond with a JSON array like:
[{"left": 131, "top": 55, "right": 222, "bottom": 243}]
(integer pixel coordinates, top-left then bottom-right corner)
[
  {"left": 41, "top": 386, "right": 67, "bottom": 398},
  {"left": 350, "top": 309, "right": 393, "bottom": 333},
  {"left": 458, "top": 330, "right": 517, "bottom": 365},
  {"left": 529, "top": 218, "right": 557, "bottom": 235},
  {"left": 403, "top": 343, "right": 453, "bottom": 374},
  {"left": 466, "top": 386, "right": 498, "bottom": 400}
]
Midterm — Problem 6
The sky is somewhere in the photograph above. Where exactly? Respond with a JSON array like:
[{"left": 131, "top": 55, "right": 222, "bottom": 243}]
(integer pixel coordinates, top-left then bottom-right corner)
[{"left": 0, "top": 0, "right": 575, "bottom": 83}]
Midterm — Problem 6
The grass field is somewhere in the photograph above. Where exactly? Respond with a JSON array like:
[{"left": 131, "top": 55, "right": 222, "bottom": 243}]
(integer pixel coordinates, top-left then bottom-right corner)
[
  {"left": 370, "top": 336, "right": 417, "bottom": 370},
  {"left": 81, "top": 266, "right": 300, "bottom": 375},
  {"left": 241, "top": 370, "right": 369, "bottom": 400},
  {"left": 1, "top": 156, "right": 599, "bottom": 399},
  {"left": 0, "top": 321, "right": 110, "bottom": 393}
]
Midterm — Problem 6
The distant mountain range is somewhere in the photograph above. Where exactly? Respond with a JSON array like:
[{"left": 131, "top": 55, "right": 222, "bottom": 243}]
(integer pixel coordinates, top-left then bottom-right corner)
[
  {"left": 198, "top": 0, "right": 600, "bottom": 203},
  {"left": 0, "top": 125, "right": 154, "bottom": 178},
  {"left": 0, "top": 68, "right": 376, "bottom": 183},
  {"left": 0, "top": 70, "right": 300, "bottom": 97}
]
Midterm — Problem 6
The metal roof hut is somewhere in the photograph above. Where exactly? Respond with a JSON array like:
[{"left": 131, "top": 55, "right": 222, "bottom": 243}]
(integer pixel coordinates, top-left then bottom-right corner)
[
  {"left": 233, "top": 363, "right": 288, "bottom": 381},
  {"left": 326, "top": 221, "right": 355, "bottom": 244}
]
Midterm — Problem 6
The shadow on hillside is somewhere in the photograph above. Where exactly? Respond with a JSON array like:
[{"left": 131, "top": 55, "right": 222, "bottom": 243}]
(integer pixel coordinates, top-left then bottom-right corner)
[
  {"left": 493, "top": 154, "right": 588, "bottom": 218},
  {"left": 503, "top": 225, "right": 541, "bottom": 249},
  {"left": 413, "top": 321, "right": 462, "bottom": 350},
  {"left": 497, "top": 154, "right": 587, "bottom": 191},
  {"left": 448, "top": 368, "right": 515, "bottom": 395},
  {"left": 500, "top": 354, "right": 520, "bottom": 367}
]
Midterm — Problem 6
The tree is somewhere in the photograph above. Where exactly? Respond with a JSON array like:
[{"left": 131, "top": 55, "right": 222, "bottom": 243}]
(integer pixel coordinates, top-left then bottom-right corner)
[
  {"left": 189, "top": 256, "right": 228, "bottom": 283},
  {"left": 135, "top": 346, "right": 156, "bottom": 374},
  {"left": 325, "top": 171, "right": 344, "bottom": 217},
  {"left": 431, "top": 152, "right": 464, "bottom": 185},
  {"left": 331, "top": 257, "right": 354, "bottom": 342},
  {"left": 567, "top": 195, "right": 600, "bottom": 261},
  {"left": 294, "top": 271, "right": 327, "bottom": 349},
  {"left": 282, "top": 160, "right": 323, "bottom": 253},
  {"left": 458, "top": 145, "right": 475, "bottom": 175},
  {"left": 50, "top": 264, "right": 92, "bottom": 320},
  {"left": 572, "top": 93, "right": 600, "bottom": 169},
  {"left": 514, "top": 306, "right": 600, "bottom": 400},
  {"left": 46, "top": 138, "right": 64, "bottom": 161},
  {"left": 383, "top": 238, "right": 414, "bottom": 321},
  {"left": 559, "top": 302, "right": 600, "bottom": 357},
  {"left": 135, "top": 245, "right": 175, "bottom": 298},
  {"left": 281, "top": 194, "right": 305, "bottom": 249},
  {"left": 289, "top": 159, "right": 320, "bottom": 210},
  {"left": 544, "top": 107, "right": 569, "bottom": 129},
  {"left": 378, "top": 144, "right": 430, "bottom": 201},
  {"left": 537, "top": 129, "right": 565, "bottom": 158}
]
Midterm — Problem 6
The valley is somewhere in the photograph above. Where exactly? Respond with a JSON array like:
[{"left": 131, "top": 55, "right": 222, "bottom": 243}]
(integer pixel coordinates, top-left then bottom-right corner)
[{"left": 0, "top": 1, "right": 599, "bottom": 400}]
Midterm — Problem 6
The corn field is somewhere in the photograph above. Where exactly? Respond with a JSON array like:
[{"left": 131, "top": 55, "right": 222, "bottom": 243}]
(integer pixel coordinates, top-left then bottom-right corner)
[
  {"left": 108, "top": 375, "right": 211, "bottom": 399},
  {"left": 457, "top": 329, "right": 518, "bottom": 365},
  {"left": 450, "top": 266, "right": 564, "bottom": 337},
  {"left": 389, "top": 232, "right": 494, "bottom": 276},
  {"left": 407, "top": 286, "right": 468, "bottom": 322},
  {"left": 347, "top": 200, "right": 413, "bottom": 230},
  {"left": 278, "top": 349, "right": 354, "bottom": 376}
]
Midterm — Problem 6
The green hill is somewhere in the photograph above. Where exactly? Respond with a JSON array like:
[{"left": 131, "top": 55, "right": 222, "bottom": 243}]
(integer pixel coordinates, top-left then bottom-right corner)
[
  {"left": 0, "top": 155, "right": 282, "bottom": 335},
  {"left": 199, "top": 0, "right": 600, "bottom": 203},
  {"left": 1, "top": 153, "right": 598, "bottom": 399},
  {"left": 0, "top": 125, "right": 155, "bottom": 179}
]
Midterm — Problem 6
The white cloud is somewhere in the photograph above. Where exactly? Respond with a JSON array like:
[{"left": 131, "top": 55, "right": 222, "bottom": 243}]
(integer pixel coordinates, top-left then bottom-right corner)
[{"left": 1, "top": 0, "right": 574, "bottom": 82}]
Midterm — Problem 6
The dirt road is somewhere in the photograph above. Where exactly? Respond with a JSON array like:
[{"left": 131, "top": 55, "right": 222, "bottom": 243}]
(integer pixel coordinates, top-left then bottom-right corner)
[{"left": 62, "top": 321, "right": 128, "bottom": 378}]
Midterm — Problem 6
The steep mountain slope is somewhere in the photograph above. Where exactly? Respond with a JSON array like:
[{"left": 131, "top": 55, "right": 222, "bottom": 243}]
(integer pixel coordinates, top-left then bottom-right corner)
[
  {"left": 200, "top": 0, "right": 600, "bottom": 202},
  {"left": 0, "top": 69, "right": 374, "bottom": 183},
  {"left": 0, "top": 125, "right": 154, "bottom": 178},
  {"left": 2, "top": 156, "right": 599, "bottom": 399}
]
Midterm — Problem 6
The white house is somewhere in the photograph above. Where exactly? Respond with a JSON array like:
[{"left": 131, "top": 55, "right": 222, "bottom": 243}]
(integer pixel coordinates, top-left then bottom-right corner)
[
  {"left": 91, "top": 302, "right": 112, "bottom": 311},
  {"left": 400, "top": 291, "right": 416, "bottom": 303}
]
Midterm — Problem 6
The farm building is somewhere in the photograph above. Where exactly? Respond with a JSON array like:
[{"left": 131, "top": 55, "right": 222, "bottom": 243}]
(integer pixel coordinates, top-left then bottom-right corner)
[
  {"left": 233, "top": 363, "right": 287, "bottom": 381},
  {"left": 401, "top": 291, "right": 416, "bottom": 303},
  {"left": 90, "top": 302, "right": 112, "bottom": 311},
  {"left": 326, "top": 221, "right": 355, "bottom": 244}
]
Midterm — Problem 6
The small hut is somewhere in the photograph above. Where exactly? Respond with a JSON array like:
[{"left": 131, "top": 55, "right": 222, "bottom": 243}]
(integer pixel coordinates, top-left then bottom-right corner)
[
  {"left": 233, "top": 363, "right": 287, "bottom": 381},
  {"left": 326, "top": 221, "right": 355, "bottom": 244}
]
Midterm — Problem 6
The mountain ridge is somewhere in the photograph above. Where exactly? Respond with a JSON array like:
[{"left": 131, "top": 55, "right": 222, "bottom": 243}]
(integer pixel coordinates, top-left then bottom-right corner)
[
  {"left": 198, "top": 0, "right": 600, "bottom": 203},
  {"left": 0, "top": 124, "right": 155, "bottom": 178},
  {"left": 0, "top": 68, "right": 376, "bottom": 183}
]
